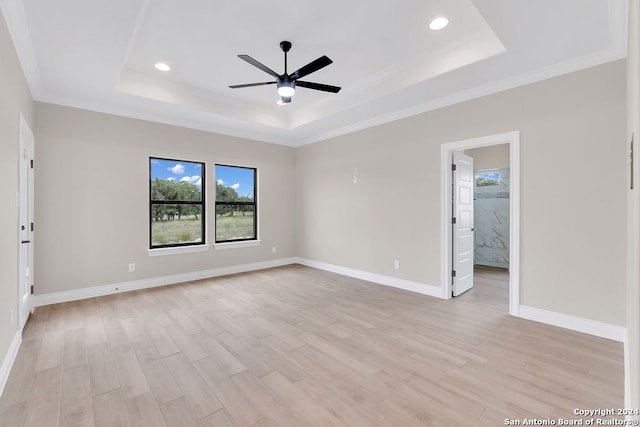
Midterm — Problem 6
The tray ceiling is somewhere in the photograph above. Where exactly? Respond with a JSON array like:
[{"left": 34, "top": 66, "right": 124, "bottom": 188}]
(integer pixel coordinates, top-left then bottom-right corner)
[{"left": 0, "top": 0, "right": 628, "bottom": 146}]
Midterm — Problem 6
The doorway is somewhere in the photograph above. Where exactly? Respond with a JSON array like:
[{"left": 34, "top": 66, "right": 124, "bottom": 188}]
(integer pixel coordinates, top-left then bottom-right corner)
[
  {"left": 18, "top": 114, "right": 34, "bottom": 330},
  {"left": 440, "top": 131, "right": 520, "bottom": 316}
]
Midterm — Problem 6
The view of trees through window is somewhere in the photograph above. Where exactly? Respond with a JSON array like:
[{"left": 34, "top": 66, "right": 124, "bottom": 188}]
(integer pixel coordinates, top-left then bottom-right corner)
[
  {"left": 150, "top": 158, "right": 204, "bottom": 248},
  {"left": 215, "top": 165, "right": 256, "bottom": 242},
  {"left": 475, "top": 171, "right": 501, "bottom": 187}
]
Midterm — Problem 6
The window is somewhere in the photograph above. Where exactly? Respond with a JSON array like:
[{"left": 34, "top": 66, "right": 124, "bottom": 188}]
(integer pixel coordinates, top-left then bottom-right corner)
[
  {"left": 475, "top": 170, "right": 501, "bottom": 187},
  {"left": 215, "top": 165, "right": 257, "bottom": 242},
  {"left": 150, "top": 158, "right": 205, "bottom": 248}
]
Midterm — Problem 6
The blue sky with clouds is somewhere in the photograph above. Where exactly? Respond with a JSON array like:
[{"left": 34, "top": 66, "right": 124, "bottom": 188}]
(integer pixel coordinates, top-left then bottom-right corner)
[
  {"left": 151, "top": 159, "right": 255, "bottom": 198},
  {"left": 215, "top": 165, "right": 255, "bottom": 198},
  {"left": 151, "top": 158, "right": 202, "bottom": 187}
]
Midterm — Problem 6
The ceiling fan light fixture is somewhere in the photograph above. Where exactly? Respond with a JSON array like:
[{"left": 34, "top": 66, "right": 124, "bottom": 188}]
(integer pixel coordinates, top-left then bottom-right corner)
[
  {"left": 277, "top": 80, "right": 295, "bottom": 97},
  {"left": 429, "top": 16, "right": 449, "bottom": 31}
]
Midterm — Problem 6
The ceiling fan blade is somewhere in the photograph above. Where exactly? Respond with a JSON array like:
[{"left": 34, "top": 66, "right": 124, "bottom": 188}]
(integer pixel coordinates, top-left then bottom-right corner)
[
  {"left": 237, "top": 55, "right": 280, "bottom": 78},
  {"left": 296, "top": 80, "right": 341, "bottom": 93},
  {"left": 229, "top": 81, "right": 276, "bottom": 89},
  {"left": 290, "top": 56, "right": 333, "bottom": 80}
]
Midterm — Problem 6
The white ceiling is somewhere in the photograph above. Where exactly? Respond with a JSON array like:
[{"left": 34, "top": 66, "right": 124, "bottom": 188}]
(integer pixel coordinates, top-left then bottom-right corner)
[{"left": 0, "top": 0, "right": 628, "bottom": 146}]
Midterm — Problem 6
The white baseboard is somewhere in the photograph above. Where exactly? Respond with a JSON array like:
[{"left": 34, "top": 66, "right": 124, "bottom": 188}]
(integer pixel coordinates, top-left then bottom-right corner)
[
  {"left": 0, "top": 331, "right": 22, "bottom": 399},
  {"left": 517, "top": 305, "right": 627, "bottom": 343},
  {"left": 33, "top": 257, "right": 297, "bottom": 307},
  {"left": 294, "top": 257, "right": 442, "bottom": 299}
]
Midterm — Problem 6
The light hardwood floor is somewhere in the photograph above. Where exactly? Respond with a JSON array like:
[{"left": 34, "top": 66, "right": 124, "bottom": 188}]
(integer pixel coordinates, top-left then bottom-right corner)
[{"left": 0, "top": 265, "right": 624, "bottom": 426}]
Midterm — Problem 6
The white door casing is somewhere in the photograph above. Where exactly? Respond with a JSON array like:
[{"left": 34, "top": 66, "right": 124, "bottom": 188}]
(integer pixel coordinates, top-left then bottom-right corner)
[
  {"left": 18, "top": 115, "right": 34, "bottom": 329},
  {"left": 452, "top": 151, "right": 474, "bottom": 296},
  {"left": 440, "top": 131, "right": 520, "bottom": 315}
]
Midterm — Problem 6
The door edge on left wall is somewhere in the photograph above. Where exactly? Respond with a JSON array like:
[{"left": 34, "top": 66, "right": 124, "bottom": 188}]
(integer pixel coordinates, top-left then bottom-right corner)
[{"left": 18, "top": 113, "right": 34, "bottom": 331}]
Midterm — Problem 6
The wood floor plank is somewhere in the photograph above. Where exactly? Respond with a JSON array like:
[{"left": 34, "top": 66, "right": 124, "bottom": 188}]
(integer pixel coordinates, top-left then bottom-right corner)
[
  {"left": 123, "top": 391, "right": 166, "bottom": 427},
  {"left": 110, "top": 345, "right": 151, "bottom": 399},
  {"left": 0, "top": 338, "right": 40, "bottom": 408},
  {"left": 164, "top": 325, "right": 207, "bottom": 363},
  {"left": 5, "top": 265, "right": 624, "bottom": 427},
  {"left": 36, "top": 329, "right": 64, "bottom": 372},
  {"left": 83, "top": 316, "right": 107, "bottom": 347},
  {"left": 159, "top": 396, "right": 201, "bottom": 427},
  {"left": 22, "top": 351, "right": 60, "bottom": 427},
  {"left": 59, "top": 364, "right": 94, "bottom": 427},
  {"left": 200, "top": 409, "right": 236, "bottom": 427},
  {"left": 194, "top": 332, "right": 246, "bottom": 376},
  {"left": 163, "top": 353, "right": 223, "bottom": 419},
  {"left": 145, "top": 322, "right": 180, "bottom": 358},
  {"left": 87, "top": 342, "right": 120, "bottom": 397},
  {"left": 121, "top": 318, "right": 153, "bottom": 351},
  {"left": 135, "top": 346, "right": 184, "bottom": 405},
  {"left": 28, "top": 365, "right": 61, "bottom": 405},
  {"left": 64, "top": 328, "right": 87, "bottom": 369},
  {"left": 168, "top": 308, "right": 202, "bottom": 336},
  {"left": 92, "top": 389, "right": 129, "bottom": 427},
  {"left": 193, "top": 357, "right": 265, "bottom": 426},
  {"left": 24, "top": 398, "right": 60, "bottom": 427},
  {"left": 0, "top": 402, "right": 26, "bottom": 426},
  {"left": 260, "top": 371, "right": 344, "bottom": 426}
]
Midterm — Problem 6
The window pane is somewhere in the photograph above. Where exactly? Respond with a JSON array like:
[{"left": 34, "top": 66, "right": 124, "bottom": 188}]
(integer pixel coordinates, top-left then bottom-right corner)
[
  {"left": 215, "top": 165, "right": 255, "bottom": 202},
  {"left": 151, "top": 159, "right": 203, "bottom": 201},
  {"left": 475, "top": 170, "right": 501, "bottom": 187},
  {"left": 151, "top": 204, "right": 203, "bottom": 246},
  {"left": 216, "top": 205, "right": 255, "bottom": 241}
]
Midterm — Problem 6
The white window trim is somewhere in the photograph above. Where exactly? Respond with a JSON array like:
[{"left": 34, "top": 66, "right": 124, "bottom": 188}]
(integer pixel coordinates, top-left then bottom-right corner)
[
  {"left": 214, "top": 240, "right": 261, "bottom": 250},
  {"left": 147, "top": 244, "right": 210, "bottom": 257}
]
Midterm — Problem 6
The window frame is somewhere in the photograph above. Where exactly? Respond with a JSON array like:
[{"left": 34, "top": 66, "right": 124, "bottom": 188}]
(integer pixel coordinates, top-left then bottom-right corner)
[
  {"left": 149, "top": 157, "right": 206, "bottom": 249},
  {"left": 214, "top": 164, "right": 257, "bottom": 244}
]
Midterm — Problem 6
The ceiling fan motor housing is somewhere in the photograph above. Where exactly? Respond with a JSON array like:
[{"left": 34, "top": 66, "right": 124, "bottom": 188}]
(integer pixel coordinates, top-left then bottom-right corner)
[{"left": 280, "top": 41, "right": 292, "bottom": 53}]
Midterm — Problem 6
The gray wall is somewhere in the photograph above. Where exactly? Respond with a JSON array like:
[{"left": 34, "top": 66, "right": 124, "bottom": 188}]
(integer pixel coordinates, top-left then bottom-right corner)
[
  {"left": 296, "top": 60, "right": 627, "bottom": 326},
  {"left": 465, "top": 143, "right": 510, "bottom": 170},
  {"left": 34, "top": 103, "right": 296, "bottom": 294},
  {"left": 0, "top": 11, "right": 34, "bottom": 367}
]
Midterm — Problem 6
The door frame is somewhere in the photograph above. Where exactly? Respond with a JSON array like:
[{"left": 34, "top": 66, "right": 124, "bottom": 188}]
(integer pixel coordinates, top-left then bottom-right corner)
[
  {"left": 440, "top": 131, "right": 520, "bottom": 316},
  {"left": 18, "top": 114, "right": 34, "bottom": 330}
]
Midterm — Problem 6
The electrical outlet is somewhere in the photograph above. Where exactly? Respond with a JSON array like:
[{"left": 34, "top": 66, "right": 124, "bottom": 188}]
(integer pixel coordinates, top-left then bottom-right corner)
[
  {"left": 272, "top": 246, "right": 277, "bottom": 254},
  {"left": 394, "top": 260, "right": 400, "bottom": 270},
  {"left": 128, "top": 263, "right": 135, "bottom": 272}
]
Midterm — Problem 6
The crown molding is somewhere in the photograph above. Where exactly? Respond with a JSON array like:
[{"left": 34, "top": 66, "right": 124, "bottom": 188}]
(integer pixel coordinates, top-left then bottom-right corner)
[{"left": 0, "top": 0, "right": 42, "bottom": 97}]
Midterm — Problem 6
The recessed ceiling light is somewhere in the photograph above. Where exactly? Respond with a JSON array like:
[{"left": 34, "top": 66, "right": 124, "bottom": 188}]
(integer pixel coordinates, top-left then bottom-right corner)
[
  {"left": 154, "top": 62, "right": 171, "bottom": 72},
  {"left": 429, "top": 17, "right": 449, "bottom": 31}
]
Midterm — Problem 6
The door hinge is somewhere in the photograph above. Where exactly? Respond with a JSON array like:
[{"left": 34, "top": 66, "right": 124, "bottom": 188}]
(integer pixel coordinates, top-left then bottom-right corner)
[
  {"left": 451, "top": 163, "right": 456, "bottom": 171},
  {"left": 30, "top": 159, "right": 34, "bottom": 169},
  {"left": 451, "top": 217, "right": 456, "bottom": 224},
  {"left": 30, "top": 285, "right": 34, "bottom": 295},
  {"left": 30, "top": 222, "right": 34, "bottom": 232},
  {"left": 452, "top": 270, "right": 456, "bottom": 277}
]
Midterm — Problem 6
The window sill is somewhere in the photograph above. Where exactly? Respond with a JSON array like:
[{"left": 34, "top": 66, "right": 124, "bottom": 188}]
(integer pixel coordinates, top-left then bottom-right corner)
[
  {"left": 147, "top": 244, "right": 210, "bottom": 257},
  {"left": 214, "top": 240, "right": 261, "bottom": 251}
]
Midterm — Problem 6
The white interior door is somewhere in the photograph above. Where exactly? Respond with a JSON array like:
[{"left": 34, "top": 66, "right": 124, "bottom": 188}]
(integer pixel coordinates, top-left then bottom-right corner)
[
  {"left": 452, "top": 151, "right": 474, "bottom": 296},
  {"left": 18, "top": 116, "right": 34, "bottom": 329}
]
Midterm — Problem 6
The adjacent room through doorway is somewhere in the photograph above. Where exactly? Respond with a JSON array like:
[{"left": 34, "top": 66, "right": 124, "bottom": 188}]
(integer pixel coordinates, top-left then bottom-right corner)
[
  {"left": 464, "top": 143, "right": 511, "bottom": 306},
  {"left": 441, "top": 131, "right": 520, "bottom": 315}
]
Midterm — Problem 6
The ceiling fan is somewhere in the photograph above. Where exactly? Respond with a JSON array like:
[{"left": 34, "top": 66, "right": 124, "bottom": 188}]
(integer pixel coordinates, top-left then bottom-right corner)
[{"left": 229, "top": 41, "right": 341, "bottom": 104}]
